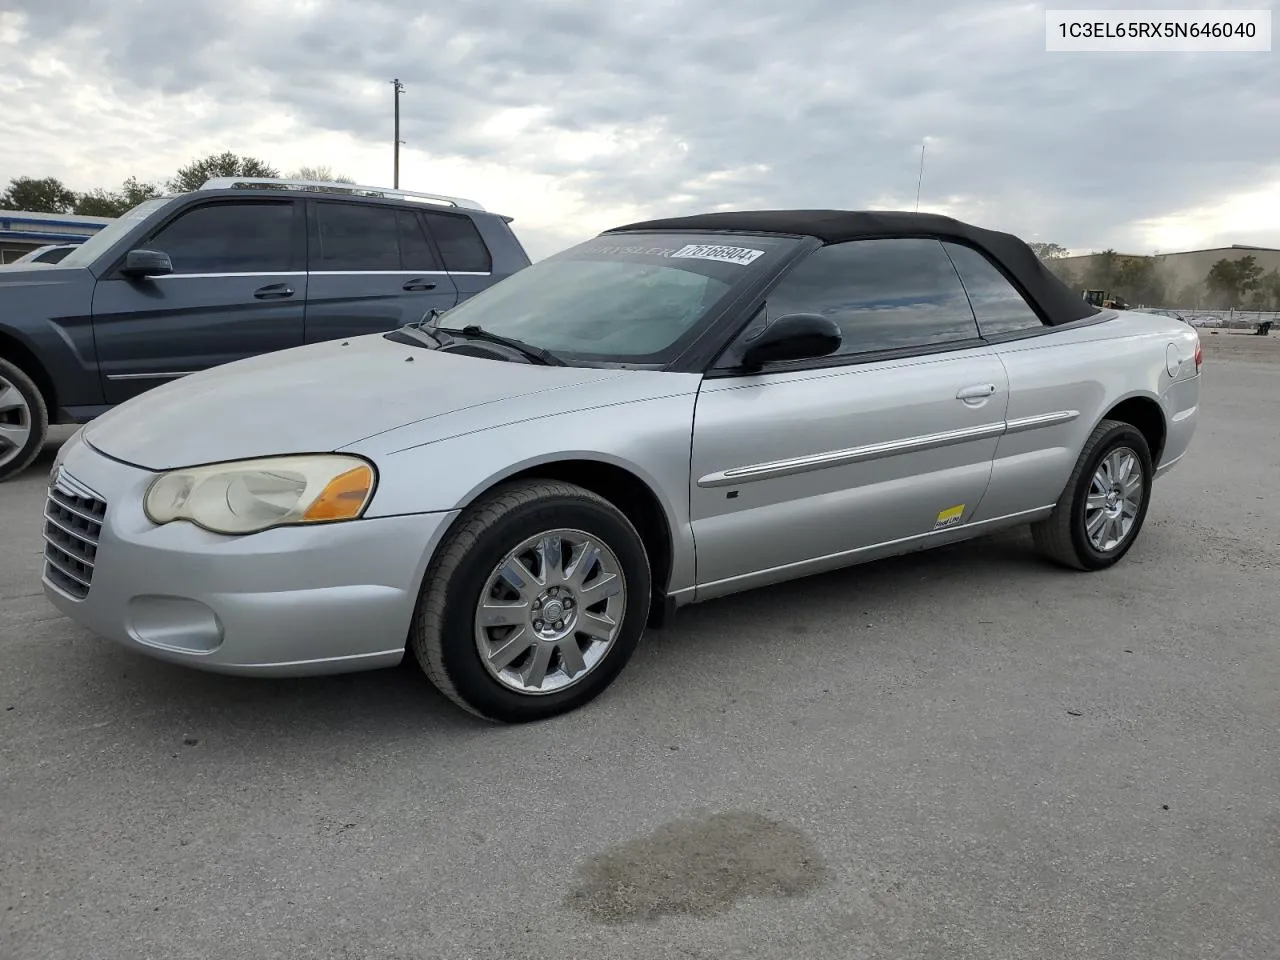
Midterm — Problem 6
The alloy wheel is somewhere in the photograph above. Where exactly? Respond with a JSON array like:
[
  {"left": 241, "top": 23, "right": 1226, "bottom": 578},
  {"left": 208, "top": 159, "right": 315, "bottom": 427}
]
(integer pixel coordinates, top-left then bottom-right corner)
[
  {"left": 0, "top": 374, "right": 33, "bottom": 471},
  {"left": 1085, "top": 446, "right": 1144, "bottom": 552},
  {"left": 473, "top": 528, "right": 627, "bottom": 695}
]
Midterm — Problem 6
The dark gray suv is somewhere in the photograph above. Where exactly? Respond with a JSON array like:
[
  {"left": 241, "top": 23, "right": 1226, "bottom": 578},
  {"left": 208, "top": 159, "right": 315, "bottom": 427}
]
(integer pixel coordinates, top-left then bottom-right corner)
[{"left": 0, "top": 177, "right": 532, "bottom": 480}]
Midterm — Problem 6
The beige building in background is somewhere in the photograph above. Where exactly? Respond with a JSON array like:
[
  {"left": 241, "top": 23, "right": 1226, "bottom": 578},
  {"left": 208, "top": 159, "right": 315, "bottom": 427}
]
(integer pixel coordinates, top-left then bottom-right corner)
[{"left": 1056, "top": 244, "right": 1280, "bottom": 305}]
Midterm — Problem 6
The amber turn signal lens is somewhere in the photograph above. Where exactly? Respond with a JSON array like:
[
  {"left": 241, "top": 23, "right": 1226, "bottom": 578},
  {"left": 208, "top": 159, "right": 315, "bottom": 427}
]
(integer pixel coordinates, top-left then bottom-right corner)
[{"left": 302, "top": 465, "right": 374, "bottom": 522}]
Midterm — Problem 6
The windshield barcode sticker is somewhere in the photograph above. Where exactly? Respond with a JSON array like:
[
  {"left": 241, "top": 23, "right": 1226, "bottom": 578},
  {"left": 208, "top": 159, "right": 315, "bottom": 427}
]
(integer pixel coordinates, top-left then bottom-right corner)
[{"left": 671, "top": 244, "right": 765, "bottom": 266}]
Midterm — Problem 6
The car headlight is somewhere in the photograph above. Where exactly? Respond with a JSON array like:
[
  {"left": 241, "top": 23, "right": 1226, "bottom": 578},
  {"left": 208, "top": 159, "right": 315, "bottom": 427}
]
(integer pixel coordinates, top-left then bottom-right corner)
[{"left": 143, "top": 454, "right": 376, "bottom": 535}]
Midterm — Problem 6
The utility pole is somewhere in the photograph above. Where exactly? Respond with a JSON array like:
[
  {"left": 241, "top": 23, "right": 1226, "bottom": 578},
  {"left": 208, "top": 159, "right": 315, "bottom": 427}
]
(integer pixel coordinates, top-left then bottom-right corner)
[
  {"left": 915, "top": 140, "right": 926, "bottom": 212},
  {"left": 391, "top": 78, "right": 405, "bottom": 188}
]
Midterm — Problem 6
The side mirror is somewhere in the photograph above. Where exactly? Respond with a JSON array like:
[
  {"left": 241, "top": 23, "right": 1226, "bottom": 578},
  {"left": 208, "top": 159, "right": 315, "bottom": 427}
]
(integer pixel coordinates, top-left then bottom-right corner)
[
  {"left": 120, "top": 249, "right": 173, "bottom": 278},
  {"left": 739, "top": 313, "right": 843, "bottom": 370}
]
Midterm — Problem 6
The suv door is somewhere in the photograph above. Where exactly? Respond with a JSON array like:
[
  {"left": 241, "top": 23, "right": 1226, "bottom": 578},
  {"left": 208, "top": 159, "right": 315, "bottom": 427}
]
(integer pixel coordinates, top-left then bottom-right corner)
[
  {"left": 91, "top": 198, "right": 306, "bottom": 404},
  {"left": 689, "top": 237, "right": 1011, "bottom": 601},
  {"left": 420, "top": 210, "right": 495, "bottom": 304},
  {"left": 303, "top": 200, "right": 459, "bottom": 342}
]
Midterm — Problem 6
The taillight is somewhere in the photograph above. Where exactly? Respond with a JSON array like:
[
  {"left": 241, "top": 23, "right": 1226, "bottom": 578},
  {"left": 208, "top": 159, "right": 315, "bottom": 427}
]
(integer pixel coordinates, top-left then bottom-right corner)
[{"left": 1194, "top": 341, "right": 1203, "bottom": 371}]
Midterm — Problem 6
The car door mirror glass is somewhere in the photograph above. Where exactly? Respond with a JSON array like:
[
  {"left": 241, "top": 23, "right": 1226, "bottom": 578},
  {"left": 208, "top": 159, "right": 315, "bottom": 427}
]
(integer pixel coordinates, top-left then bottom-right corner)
[
  {"left": 739, "top": 313, "right": 842, "bottom": 370},
  {"left": 121, "top": 249, "right": 173, "bottom": 278}
]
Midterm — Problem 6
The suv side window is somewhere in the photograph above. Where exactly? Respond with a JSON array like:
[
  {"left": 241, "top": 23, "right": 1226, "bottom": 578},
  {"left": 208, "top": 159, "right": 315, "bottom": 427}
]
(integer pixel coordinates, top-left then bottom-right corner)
[
  {"left": 312, "top": 202, "right": 401, "bottom": 271},
  {"left": 942, "top": 241, "right": 1045, "bottom": 337},
  {"left": 397, "top": 210, "right": 441, "bottom": 271},
  {"left": 734, "top": 238, "right": 979, "bottom": 365},
  {"left": 144, "top": 201, "right": 294, "bottom": 274},
  {"left": 423, "top": 211, "right": 492, "bottom": 273}
]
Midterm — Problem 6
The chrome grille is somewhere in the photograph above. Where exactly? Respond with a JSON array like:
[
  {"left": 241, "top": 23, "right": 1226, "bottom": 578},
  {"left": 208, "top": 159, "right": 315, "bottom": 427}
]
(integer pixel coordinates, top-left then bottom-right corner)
[{"left": 43, "top": 469, "right": 107, "bottom": 600}]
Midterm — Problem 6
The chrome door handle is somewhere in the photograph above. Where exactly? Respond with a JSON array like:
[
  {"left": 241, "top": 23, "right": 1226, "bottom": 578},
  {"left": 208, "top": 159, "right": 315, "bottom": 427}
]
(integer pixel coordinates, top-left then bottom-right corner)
[{"left": 956, "top": 383, "right": 997, "bottom": 401}]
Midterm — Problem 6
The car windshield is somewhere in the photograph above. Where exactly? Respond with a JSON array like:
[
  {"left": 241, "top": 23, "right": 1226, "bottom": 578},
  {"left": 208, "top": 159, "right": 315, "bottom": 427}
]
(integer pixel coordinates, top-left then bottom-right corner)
[
  {"left": 57, "top": 198, "right": 172, "bottom": 268},
  {"left": 429, "top": 231, "right": 801, "bottom": 364}
]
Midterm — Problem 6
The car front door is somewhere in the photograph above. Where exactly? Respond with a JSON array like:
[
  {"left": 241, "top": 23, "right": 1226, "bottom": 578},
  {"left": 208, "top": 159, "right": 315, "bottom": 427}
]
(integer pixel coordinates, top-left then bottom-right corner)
[
  {"left": 689, "top": 237, "right": 1011, "bottom": 601},
  {"left": 92, "top": 198, "right": 307, "bottom": 404},
  {"left": 303, "top": 200, "right": 459, "bottom": 343}
]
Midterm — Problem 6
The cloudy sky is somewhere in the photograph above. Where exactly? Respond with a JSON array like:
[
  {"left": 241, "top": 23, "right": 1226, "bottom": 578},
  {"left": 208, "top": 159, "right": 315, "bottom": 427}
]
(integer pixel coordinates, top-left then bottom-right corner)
[{"left": 1, "top": 0, "right": 1276, "bottom": 260}]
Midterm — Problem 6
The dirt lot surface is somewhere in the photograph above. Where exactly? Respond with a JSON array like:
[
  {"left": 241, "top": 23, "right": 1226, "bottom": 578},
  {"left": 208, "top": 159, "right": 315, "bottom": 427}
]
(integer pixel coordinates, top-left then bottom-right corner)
[
  {"left": 2, "top": 342, "right": 1278, "bottom": 960},
  {"left": 1198, "top": 328, "right": 1280, "bottom": 362}
]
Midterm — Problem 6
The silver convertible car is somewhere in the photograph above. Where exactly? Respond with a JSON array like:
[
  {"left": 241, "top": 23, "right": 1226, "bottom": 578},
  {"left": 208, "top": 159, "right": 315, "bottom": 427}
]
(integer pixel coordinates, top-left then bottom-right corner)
[{"left": 41, "top": 210, "right": 1202, "bottom": 722}]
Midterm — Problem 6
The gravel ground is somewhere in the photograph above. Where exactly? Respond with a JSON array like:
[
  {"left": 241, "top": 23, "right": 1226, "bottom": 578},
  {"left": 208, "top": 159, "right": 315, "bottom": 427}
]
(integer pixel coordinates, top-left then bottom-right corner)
[
  {"left": 1, "top": 342, "right": 1277, "bottom": 960},
  {"left": 1198, "top": 327, "right": 1280, "bottom": 363}
]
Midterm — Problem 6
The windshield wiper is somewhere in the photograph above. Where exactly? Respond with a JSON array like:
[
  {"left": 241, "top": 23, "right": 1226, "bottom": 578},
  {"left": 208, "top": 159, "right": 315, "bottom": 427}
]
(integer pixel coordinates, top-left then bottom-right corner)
[{"left": 435, "top": 325, "right": 567, "bottom": 366}]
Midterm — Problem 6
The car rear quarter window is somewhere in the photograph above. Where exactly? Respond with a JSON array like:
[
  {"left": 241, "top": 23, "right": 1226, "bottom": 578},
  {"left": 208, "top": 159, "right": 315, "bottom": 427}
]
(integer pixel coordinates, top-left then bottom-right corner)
[
  {"left": 762, "top": 238, "right": 980, "bottom": 359},
  {"left": 942, "top": 241, "right": 1045, "bottom": 337},
  {"left": 144, "top": 201, "right": 293, "bottom": 274},
  {"left": 397, "top": 210, "right": 441, "bottom": 271},
  {"left": 312, "top": 202, "right": 402, "bottom": 271},
  {"left": 423, "top": 212, "right": 492, "bottom": 273}
]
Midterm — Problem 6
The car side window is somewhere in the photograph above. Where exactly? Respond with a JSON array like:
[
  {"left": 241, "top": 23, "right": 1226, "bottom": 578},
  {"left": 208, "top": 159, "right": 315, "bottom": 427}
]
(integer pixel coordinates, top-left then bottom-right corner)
[
  {"left": 312, "top": 202, "right": 401, "bottom": 271},
  {"left": 942, "top": 241, "right": 1045, "bottom": 336},
  {"left": 730, "top": 238, "right": 979, "bottom": 365},
  {"left": 397, "top": 210, "right": 441, "bottom": 271},
  {"left": 144, "top": 201, "right": 293, "bottom": 274},
  {"left": 423, "top": 212, "right": 492, "bottom": 273}
]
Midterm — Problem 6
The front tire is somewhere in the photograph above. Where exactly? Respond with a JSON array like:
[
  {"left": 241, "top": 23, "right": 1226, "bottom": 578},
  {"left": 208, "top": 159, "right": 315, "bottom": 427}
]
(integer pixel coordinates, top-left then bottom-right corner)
[
  {"left": 1032, "top": 418, "right": 1154, "bottom": 571},
  {"left": 0, "top": 357, "right": 48, "bottom": 483},
  {"left": 410, "top": 479, "right": 652, "bottom": 722}
]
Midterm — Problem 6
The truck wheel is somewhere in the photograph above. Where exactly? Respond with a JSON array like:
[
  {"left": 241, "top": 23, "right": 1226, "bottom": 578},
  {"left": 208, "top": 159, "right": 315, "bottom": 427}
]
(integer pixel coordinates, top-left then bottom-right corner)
[
  {"left": 1031, "top": 418, "right": 1154, "bottom": 571},
  {"left": 0, "top": 357, "right": 48, "bottom": 483},
  {"left": 410, "top": 479, "right": 651, "bottom": 723}
]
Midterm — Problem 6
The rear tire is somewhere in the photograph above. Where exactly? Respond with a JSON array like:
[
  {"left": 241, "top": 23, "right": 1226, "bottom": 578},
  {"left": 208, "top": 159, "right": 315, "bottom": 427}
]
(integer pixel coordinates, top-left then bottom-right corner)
[
  {"left": 410, "top": 479, "right": 651, "bottom": 723},
  {"left": 1032, "top": 418, "right": 1154, "bottom": 571},
  {"left": 0, "top": 357, "right": 48, "bottom": 483}
]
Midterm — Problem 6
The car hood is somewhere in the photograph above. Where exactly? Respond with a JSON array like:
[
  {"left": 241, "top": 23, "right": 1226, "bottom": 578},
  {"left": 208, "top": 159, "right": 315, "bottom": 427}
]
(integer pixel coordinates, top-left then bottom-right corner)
[{"left": 83, "top": 333, "right": 631, "bottom": 471}]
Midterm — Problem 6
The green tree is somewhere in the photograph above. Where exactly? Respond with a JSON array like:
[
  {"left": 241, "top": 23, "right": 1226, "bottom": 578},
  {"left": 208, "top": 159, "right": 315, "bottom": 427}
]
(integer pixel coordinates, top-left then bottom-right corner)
[
  {"left": 118, "top": 175, "right": 164, "bottom": 208},
  {"left": 168, "top": 151, "right": 280, "bottom": 193},
  {"left": 1028, "top": 241, "right": 1069, "bottom": 261},
  {"left": 0, "top": 176, "right": 78, "bottom": 213},
  {"left": 72, "top": 189, "right": 123, "bottom": 217},
  {"left": 72, "top": 176, "right": 164, "bottom": 217},
  {"left": 1074, "top": 249, "right": 1120, "bottom": 295},
  {"left": 1173, "top": 282, "right": 1203, "bottom": 309},
  {"left": 1256, "top": 269, "right": 1280, "bottom": 311},
  {"left": 1205, "top": 255, "right": 1264, "bottom": 309},
  {"left": 1113, "top": 255, "right": 1167, "bottom": 306}
]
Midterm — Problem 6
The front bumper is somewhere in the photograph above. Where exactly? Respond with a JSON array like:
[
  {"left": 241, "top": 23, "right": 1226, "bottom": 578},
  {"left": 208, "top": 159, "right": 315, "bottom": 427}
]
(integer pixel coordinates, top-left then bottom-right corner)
[{"left": 41, "top": 439, "right": 458, "bottom": 677}]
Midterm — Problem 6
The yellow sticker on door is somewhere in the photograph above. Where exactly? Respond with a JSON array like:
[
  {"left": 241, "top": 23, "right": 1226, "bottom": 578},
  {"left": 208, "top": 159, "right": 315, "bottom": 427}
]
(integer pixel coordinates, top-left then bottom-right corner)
[{"left": 934, "top": 504, "right": 965, "bottom": 529}]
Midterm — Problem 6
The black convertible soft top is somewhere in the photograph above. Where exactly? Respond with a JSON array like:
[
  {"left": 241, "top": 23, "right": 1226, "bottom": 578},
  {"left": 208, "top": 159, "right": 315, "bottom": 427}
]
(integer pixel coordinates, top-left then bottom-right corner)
[{"left": 605, "top": 209, "right": 1099, "bottom": 327}]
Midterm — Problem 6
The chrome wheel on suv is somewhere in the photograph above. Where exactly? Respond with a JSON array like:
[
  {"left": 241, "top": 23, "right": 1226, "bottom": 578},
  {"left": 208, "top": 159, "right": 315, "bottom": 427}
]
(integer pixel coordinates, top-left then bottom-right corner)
[{"left": 0, "top": 358, "right": 48, "bottom": 482}]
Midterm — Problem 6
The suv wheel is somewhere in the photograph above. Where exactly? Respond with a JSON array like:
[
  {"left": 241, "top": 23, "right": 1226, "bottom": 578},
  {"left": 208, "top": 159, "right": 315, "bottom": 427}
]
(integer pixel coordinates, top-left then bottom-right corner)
[{"left": 0, "top": 358, "right": 48, "bottom": 482}]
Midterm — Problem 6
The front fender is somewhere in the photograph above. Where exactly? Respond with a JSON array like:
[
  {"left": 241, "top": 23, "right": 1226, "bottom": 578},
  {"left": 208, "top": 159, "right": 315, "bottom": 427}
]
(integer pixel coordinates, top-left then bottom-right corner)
[
  {"left": 0, "top": 270, "right": 102, "bottom": 411},
  {"left": 352, "top": 391, "right": 701, "bottom": 594}
]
